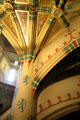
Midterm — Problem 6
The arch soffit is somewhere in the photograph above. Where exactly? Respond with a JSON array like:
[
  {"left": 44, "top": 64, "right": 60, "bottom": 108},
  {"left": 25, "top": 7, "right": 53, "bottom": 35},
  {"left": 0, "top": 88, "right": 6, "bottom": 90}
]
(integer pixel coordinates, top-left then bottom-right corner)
[{"left": 33, "top": 17, "right": 80, "bottom": 90}]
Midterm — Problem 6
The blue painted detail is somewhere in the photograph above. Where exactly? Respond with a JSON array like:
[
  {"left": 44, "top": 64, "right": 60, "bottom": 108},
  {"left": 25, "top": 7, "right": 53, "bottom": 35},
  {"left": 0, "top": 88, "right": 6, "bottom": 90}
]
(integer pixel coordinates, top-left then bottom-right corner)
[
  {"left": 23, "top": 75, "right": 29, "bottom": 85},
  {"left": 17, "top": 98, "right": 27, "bottom": 112}
]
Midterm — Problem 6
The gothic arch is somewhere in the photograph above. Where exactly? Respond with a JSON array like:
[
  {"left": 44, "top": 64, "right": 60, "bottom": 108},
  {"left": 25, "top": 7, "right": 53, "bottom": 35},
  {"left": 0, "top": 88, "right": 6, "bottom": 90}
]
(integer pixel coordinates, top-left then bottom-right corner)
[{"left": 32, "top": 17, "right": 80, "bottom": 91}]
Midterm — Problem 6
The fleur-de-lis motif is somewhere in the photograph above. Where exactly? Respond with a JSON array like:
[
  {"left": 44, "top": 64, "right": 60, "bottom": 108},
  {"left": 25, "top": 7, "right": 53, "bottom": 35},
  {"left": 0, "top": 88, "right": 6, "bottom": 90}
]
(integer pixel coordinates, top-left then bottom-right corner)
[
  {"left": 23, "top": 75, "right": 29, "bottom": 85},
  {"left": 17, "top": 98, "right": 27, "bottom": 112}
]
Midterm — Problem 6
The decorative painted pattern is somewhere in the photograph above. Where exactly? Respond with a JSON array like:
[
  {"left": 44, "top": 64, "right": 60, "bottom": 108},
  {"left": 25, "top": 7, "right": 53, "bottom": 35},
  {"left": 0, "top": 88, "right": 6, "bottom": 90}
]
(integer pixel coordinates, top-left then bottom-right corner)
[
  {"left": 15, "top": 0, "right": 29, "bottom": 3},
  {"left": 18, "top": 52, "right": 36, "bottom": 62},
  {"left": 32, "top": 77, "right": 40, "bottom": 89},
  {"left": 2, "top": 0, "right": 78, "bottom": 15},
  {"left": 37, "top": 79, "right": 80, "bottom": 117},
  {"left": 37, "top": 7, "right": 51, "bottom": 13},
  {"left": 29, "top": 0, "right": 38, "bottom": 20},
  {"left": 34, "top": 37, "right": 80, "bottom": 84},
  {"left": 0, "top": 9, "right": 5, "bottom": 18},
  {"left": 38, "top": 102, "right": 80, "bottom": 119},
  {"left": 32, "top": 77, "right": 41, "bottom": 96},
  {"left": 47, "top": 0, "right": 70, "bottom": 27},
  {"left": 17, "top": 98, "right": 27, "bottom": 112},
  {"left": 0, "top": 22, "right": 5, "bottom": 34},
  {"left": 33, "top": 28, "right": 80, "bottom": 80},
  {"left": 10, "top": 12, "right": 17, "bottom": 21},
  {"left": 14, "top": 4, "right": 29, "bottom": 11},
  {"left": 48, "top": 15, "right": 55, "bottom": 24},
  {"left": 37, "top": 91, "right": 80, "bottom": 115},
  {"left": 23, "top": 75, "right": 29, "bottom": 85},
  {"left": 0, "top": 0, "right": 14, "bottom": 4}
]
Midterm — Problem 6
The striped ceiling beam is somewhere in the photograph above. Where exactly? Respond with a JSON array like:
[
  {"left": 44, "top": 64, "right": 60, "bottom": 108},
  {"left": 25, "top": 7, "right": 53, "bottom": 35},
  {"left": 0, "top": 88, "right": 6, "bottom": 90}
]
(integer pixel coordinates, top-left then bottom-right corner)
[
  {"left": 14, "top": 4, "right": 30, "bottom": 11},
  {"left": 0, "top": 0, "right": 14, "bottom": 4},
  {"left": 15, "top": 4, "right": 52, "bottom": 13},
  {"left": 27, "top": 0, "right": 37, "bottom": 57},
  {"left": 1, "top": 1, "right": 80, "bottom": 14}
]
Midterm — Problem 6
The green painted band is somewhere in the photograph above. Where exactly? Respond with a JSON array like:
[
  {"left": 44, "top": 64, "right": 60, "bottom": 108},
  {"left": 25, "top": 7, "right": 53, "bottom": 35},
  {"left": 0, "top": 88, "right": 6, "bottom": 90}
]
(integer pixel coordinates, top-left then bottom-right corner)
[
  {"left": 68, "top": 43, "right": 74, "bottom": 51},
  {"left": 19, "top": 56, "right": 35, "bottom": 61},
  {"left": 77, "top": 38, "right": 80, "bottom": 46},
  {"left": 0, "top": 23, "right": 5, "bottom": 28},
  {"left": 34, "top": 78, "right": 40, "bottom": 83},
  {"left": 0, "top": 13, "right": 5, "bottom": 18},
  {"left": 32, "top": 82, "right": 38, "bottom": 88},
  {"left": 29, "top": 12, "right": 37, "bottom": 15},
  {"left": 29, "top": 16, "right": 37, "bottom": 20},
  {"left": 20, "top": 56, "right": 32, "bottom": 60},
  {"left": 48, "top": 20, "right": 52, "bottom": 24},
  {"left": 14, "top": 4, "right": 29, "bottom": 11},
  {"left": 19, "top": 52, "right": 36, "bottom": 57},
  {"left": 64, "top": 47, "right": 71, "bottom": 53}
]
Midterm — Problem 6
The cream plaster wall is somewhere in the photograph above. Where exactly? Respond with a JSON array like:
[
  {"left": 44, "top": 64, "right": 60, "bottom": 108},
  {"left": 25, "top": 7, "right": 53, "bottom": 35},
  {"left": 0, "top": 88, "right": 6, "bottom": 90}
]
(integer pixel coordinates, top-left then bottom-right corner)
[{"left": 37, "top": 75, "right": 80, "bottom": 120}]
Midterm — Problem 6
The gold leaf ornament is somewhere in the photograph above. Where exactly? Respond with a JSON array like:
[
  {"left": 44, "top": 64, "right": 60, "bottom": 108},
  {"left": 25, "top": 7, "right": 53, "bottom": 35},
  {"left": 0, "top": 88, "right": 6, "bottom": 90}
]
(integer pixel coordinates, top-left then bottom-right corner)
[{"left": 3, "top": 2, "right": 13, "bottom": 12}]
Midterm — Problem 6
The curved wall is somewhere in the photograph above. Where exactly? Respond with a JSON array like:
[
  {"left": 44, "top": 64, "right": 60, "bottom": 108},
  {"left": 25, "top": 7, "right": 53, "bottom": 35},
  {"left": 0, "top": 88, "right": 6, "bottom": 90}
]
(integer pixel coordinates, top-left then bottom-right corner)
[{"left": 37, "top": 75, "right": 80, "bottom": 120}]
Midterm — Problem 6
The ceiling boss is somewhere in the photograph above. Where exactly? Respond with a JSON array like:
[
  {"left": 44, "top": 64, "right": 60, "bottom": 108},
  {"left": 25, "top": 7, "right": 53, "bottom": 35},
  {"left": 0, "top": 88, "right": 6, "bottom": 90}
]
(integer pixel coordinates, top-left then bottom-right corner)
[
  {"left": 3, "top": 0, "right": 13, "bottom": 12},
  {"left": 0, "top": 6, "right": 4, "bottom": 16},
  {"left": 50, "top": 0, "right": 70, "bottom": 27},
  {"left": 52, "top": 8, "right": 62, "bottom": 18}
]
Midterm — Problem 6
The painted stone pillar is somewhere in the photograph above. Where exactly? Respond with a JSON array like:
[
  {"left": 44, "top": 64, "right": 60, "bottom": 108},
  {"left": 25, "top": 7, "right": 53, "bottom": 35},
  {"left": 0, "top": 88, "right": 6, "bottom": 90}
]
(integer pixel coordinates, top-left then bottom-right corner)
[{"left": 9, "top": 59, "right": 37, "bottom": 120}]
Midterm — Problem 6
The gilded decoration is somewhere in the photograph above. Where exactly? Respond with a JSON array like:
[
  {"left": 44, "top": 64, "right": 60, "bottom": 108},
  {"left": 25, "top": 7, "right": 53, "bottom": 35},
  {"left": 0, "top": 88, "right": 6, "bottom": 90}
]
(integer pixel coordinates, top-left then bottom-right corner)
[
  {"left": 16, "top": 11, "right": 28, "bottom": 40},
  {"left": 38, "top": 0, "right": 52, "bottom": 7},
  {"left": 3, "top": 2, "right": 13, "bottom": 12},
  {"left": 37, "top": 13, "right": 49, "bottom": 36},
  {"left": 3, "top": 14, "right": 17, "bottom": 37}
]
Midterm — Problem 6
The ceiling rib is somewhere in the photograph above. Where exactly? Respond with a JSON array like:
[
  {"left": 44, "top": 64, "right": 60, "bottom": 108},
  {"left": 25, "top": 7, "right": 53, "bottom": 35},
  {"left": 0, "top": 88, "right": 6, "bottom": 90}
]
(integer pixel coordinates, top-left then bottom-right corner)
[{"left": 35, "top": 0, "right": 70, "bottom": 55}]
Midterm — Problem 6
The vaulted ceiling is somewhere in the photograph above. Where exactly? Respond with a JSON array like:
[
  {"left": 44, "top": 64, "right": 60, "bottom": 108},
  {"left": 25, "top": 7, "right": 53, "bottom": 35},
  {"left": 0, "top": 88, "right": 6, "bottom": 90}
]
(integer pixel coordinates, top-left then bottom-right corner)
[
  {"left": 0, "top": 0, "right": 80, "bottom": 57},
  {"left": 0, "top": 0, "right": 80, "bottom": 66}
]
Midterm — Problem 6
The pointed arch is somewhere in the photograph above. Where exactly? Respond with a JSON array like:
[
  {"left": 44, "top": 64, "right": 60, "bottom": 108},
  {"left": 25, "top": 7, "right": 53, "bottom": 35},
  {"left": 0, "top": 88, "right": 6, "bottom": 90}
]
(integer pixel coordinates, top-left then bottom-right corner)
[{"left": 32, "top": 17, "right": 80, "bottom": 91}]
